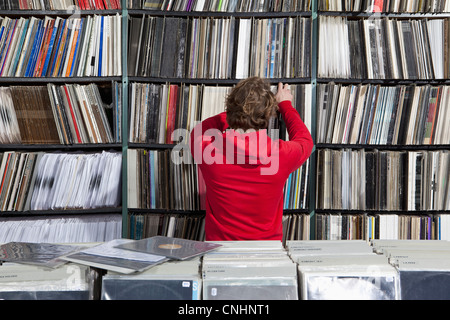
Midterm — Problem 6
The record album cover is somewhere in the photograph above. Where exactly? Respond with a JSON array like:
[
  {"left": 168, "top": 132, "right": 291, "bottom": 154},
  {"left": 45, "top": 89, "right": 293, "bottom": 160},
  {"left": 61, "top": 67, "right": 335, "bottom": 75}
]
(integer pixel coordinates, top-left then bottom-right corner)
[
  {"left": 0, "top": 242, "right": 83, "bottom": 268},
  {"left": 115, "top": 236, "right": 222, "bottom": 260},
  {"left": 62, "top": 239, "right": 168, "bottom": 274}
]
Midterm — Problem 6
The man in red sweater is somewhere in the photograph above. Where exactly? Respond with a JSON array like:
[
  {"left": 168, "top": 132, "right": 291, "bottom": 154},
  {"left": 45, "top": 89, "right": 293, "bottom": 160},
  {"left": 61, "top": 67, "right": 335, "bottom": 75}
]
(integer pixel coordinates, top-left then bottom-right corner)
[{"left": 189, "top": 77, "right": 313, "bottom": 241}]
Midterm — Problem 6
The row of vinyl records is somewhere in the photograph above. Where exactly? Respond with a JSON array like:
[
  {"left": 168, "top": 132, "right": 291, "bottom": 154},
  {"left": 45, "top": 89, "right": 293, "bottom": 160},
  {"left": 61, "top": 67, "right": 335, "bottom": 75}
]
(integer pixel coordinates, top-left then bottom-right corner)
[
  {"left": 0, "top": 0, "right": 121, "bottom": 10},
  {"left": 0, "top": 82, "right": 121, "bottom": 144},
  {"left": 127, "top": 212, "right": 310, "bottom": 244},
  {"left": 318, "top": 16, "right": 450, "bottom": 80},
  {"left": 315, "top": 213, "right": 450, "bottom": 241},
  {"left": 0, "top": 151, "right": 122, "bottom": 212},
  {"left": 316, "top": 83, "right": 450, "bottom": 145},
  {"left": 128, "top": 15, "right": 311, "bottom": 79},
  {"left": 3, "top": 0, "right": 448, "bottom": 13},
  {"left": 127, "top": 149, "right": 310, "bottom": 211},
  {"left": 0, "top": 14, "right": 121, "bottom": 78},
  {"left": 128, "top": 82, "right": 312, "bottom": 144},
  {"left": 316, "top": 149, "right": 450, "bottom": 211},
  {"left": 0, "top": 214, "right": 122, "bottom": 243},
  {"left": 319, "top": 0, "right": 450, "bottom": 12},
  {"left": 127, "top": 212, "right": 450, "bottom": 242},
  {"left": 4, "top": 212, "right": 450, "bottom": 244},
  {"left": 128, "top": 0, "right": 311, "bottom": 11}
]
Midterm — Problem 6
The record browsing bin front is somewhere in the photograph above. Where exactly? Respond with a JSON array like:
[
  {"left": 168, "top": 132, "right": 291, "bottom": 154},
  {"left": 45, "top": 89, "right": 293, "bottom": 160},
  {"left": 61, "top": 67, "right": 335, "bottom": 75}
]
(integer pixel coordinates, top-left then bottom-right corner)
[
  {"left": 0, "top": 262, "right": 101, "bottom": 300},
  {"left": 101, "top": 258, "right": 202, "bottom": 300},
  {"left": 286, "top": 240, "right": 401, "bottom": 300},
  {"left": 202, "top": 241, "right": 299, "bottom": 300},
  {"left": 372, "top": 240, "right": 450, "bottom": 300},
  {"left": 2, "top": 238, "right": 450, "bottom": 300}
]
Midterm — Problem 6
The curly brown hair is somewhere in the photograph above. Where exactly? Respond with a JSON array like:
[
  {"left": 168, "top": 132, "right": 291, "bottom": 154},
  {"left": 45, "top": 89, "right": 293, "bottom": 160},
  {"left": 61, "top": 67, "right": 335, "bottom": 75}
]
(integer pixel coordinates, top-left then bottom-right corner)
[{"left": 226, "top": 77, "right": 278, "bottom": 131}]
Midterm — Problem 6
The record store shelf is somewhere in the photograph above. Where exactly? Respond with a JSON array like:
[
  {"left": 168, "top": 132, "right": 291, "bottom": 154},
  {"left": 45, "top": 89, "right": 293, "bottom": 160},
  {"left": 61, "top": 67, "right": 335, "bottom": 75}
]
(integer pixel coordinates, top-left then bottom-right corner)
[
  {"left": 316, "top": 78, "right": 450, "bottom": 85},
  {"left": 128, "top": 77, "right": 313, "bottom": 85},
  {"left": 0, "top": 144, "right": 123, "bottom": 152},
  {"left": 0, "top": 77, "right": 122, "bottom": 84},
  {"left": 316, "top": 144, "right": 450, "bottom": 151},
  {"left": 2, "top": 1, "right": 449, "bottom": 242},
  {"left": 127, "top": 143, "right": 175, "bottom": 149},
  {"left": 0, "top": 10, "right": 121, "bottom": 16},
  {"left": 0, "top": 207, "right": 122, "bottom": 217},
  {"left": 318, "top": 11, "right": 450, "bottom": 18},
  {"left": 126, "top": 9, "right": 312, "bottom": 18},
  {"left": 128, "top": 208, "right": 310, "bottom": 215},
  {"left": 315, "top": 209, "right": 450, "bottom": 215},
  {"left": 129, "top": 208, "right": 205, "bottom": 214}
]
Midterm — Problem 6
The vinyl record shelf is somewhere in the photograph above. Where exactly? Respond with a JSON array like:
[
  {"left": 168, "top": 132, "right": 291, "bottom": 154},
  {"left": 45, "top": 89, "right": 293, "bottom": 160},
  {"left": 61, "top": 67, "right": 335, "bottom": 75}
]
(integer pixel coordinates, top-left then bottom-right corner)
[
  {"left": 0, "top": 76, "right": 122, "bottom": 83},
  {"left": 0, "top": 143, "right": 122, "bottom": 151},
  {"left": 0, "top": 207, "right": 122, "bottom": 217},
  {"left": 317, "top": 144, "right": 450, "bottom": 151},
  {"left": 0, "top": 9, "right": 121, "bottom": 16},
  {"left": 121, "top": 3, "right": 319, "bottom": 238},
  {"left": 127, "top": 9, "right": 312, "bottom": 17},
  {"left": 0, "top": 1, "right": 449, "bottom": 242}
]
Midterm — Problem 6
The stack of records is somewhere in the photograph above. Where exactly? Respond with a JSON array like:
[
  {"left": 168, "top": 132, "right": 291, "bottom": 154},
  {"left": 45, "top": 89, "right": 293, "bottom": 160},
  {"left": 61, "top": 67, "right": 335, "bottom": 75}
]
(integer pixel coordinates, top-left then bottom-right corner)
[
  {"left": 0, "top": 15, "right": 122, "bottom": 78},
  {"left": 318, "top": 16, "right": 450, "bottom": 80},
  {"left": 0, "top": 237, "right": 220, "bottom": 300},
  {"left": 371, "top": 239, "right": 450, "bottom": 255},
  {"left": 0, "top": 0, "right": 121, "bottom": 10},
  {"left": 127, "top": 16, "right": 310, "bottom": 79},
  {"left": 62, "top": 236, "right": 221, "bottom": 274},
  {"left": 0, "top": 214, "right": 122, "bottom": 244},
  {"left": 135, "top": 0, "right": 311, "bottom": 11},
  {"left": 287, "top": 240, "right": 400, "bottom": 300},
  {"left": 27, "top": 151, "right": 122, "bottom": 211},
  {"left": 372, "top": 239, "right": 450, "bottom": 300},
  {"left": 286, "top": 239, "right": 374, "bottom": 257},
  {"left": 202, "top": 241, "right": 298, "bottom": 300},
  {"left": 0, "top": 236, "right": 221, "bottom": 292},
  {"left": 0, "top": 262, "right": 98, "bottom": 300},
  {"left": 319, "top": 0, "right": 450, "bottom": 13},
  {"left": 0, "top": 242, "right": 101, "bottom": 300}
]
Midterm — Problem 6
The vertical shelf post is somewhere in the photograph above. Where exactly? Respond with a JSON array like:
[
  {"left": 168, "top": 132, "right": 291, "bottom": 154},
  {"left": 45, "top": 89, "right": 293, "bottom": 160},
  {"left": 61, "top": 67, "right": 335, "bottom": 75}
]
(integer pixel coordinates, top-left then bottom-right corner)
[
  {"left": 309, "top": 0, "right": 318, "bottom": 240},
  {"left": 121, "top": 2, "right": 129, "bottom": 238}
]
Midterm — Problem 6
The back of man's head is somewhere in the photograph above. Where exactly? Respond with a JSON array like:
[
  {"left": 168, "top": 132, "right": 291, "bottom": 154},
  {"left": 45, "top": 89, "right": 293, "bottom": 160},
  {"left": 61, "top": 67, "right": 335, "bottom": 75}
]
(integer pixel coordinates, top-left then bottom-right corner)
[{"left": 226, "top": 77, "right": 277, "bottom": 131}]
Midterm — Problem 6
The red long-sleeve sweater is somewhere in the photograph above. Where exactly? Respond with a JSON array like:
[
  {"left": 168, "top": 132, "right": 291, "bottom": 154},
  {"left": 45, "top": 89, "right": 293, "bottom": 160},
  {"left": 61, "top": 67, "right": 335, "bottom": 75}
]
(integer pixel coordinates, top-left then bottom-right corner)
[{"left": 189, "top": 100, "right": 313, "bottom": 241}]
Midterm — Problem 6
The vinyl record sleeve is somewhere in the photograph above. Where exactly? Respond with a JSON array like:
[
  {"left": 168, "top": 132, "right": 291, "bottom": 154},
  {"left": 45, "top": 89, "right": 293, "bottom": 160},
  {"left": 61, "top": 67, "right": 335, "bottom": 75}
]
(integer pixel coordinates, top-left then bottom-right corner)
[
  {"left": 203, "top": 278, "right": 298, "bottom": 300},
  {"left": 399, "top": 269, "right": 450, "bottom": 300},
  {"left": 303, "top": 274, "right": 398, "bottom": 300},
  {"left": 0, "top": 290, "right": 90, "bottom": 300},
  {"left": 0, "top": 242, "right": 83, "bottom": 268},
  {"left": 0, "top": 262, "right": 93, "bottom": 300},
  {"left": 102, "top": 278, "right": 200, "bottom": 300},
  {"left": 115, "top": 236, "right": 222, "bottom": 260},
  {"left": 63, "top": 252, "right": 168, "bottom": 274},
  {"left": 62, "top": 239, "right": 168, "bottom": 274}
]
